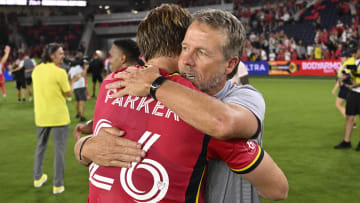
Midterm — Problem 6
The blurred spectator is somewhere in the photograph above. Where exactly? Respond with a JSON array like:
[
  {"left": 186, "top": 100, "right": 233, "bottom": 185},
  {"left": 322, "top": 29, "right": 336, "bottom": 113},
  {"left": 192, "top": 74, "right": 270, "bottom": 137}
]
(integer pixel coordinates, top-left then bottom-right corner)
[
  {"left": 19, "top": 53, "right": 36, "bottom": 102},
  {"left": 297, "top": 40, "right": 306, "bottom": 59},
  {"left": 0, "top": 45, "right": 10, "bottom": 100},
  {"left": 10, "top": 58, "right": 26, "bottom": 103},
  {"left": 68, "top": 54, "right": 89, "bottom": 122},
  {"left": 314, "top": 44, "right": 322, "bottom": 60},
  {"left": 89, "top": 51, "right": 104, "bottom": 97}
]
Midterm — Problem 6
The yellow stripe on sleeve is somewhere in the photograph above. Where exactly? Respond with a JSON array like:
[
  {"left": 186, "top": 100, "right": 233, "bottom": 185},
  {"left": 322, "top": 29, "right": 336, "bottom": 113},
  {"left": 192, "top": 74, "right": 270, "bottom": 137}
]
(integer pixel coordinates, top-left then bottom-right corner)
[{"left": 230, "top": 145, "right": 263, "bottom": 173}]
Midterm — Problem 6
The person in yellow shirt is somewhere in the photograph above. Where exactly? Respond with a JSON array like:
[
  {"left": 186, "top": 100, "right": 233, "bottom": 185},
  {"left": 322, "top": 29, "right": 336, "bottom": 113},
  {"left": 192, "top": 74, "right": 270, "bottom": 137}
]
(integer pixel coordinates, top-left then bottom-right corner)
[
  {"left": 32, "top": 43, "right": 72, "bottom": 194},
  {"left": 334, "top": 41, "right": 360, "bottom": 150},
  {"left": 314, "top": 43, "right": 322, "bottom": 60}
]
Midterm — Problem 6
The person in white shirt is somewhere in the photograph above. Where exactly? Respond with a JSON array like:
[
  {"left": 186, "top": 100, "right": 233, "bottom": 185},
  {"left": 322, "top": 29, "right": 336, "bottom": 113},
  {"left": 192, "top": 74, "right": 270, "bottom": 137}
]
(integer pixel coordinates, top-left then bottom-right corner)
[
  {"left": 68, "top": 58, "right": 89, "bottom": 121},
  {"left": 269, "top": 52, "right": 276, "bottom": 61},
  {"left": 230, "top": 61, "right": 249, "bottom": 85}
]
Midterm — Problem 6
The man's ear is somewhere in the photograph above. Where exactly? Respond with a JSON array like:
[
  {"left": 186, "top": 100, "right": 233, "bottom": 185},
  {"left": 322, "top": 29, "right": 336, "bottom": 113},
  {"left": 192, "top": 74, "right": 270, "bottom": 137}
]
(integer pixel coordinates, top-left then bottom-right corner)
[
  {"left": 50, "top": 53, "right": 55, "bottom": 61},
  {"left": 120, "top": 54, "right": 127, "bottom": 63},
  {"left": 225, "top": 56, "right": 239, "bottom": 75}
]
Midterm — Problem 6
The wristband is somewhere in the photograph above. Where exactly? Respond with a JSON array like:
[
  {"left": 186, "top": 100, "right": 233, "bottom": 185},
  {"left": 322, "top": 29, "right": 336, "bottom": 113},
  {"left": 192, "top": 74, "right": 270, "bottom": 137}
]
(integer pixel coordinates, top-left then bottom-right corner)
[
  {"left": 149, "top": 76, "right": 169, "bottom": 100},
  {"left": 79, "top": 136, "right": 92, "bottom": 161},
  {"left": 85, "top": 120, "right": 93, "bottom": 125}
]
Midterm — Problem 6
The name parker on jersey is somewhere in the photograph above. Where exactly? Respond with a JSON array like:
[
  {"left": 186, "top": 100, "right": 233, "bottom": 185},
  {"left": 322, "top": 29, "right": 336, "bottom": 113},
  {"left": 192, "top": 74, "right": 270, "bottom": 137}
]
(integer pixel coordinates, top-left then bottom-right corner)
[{"left": 105, "top": 89, "right": 180, "bottom": 122}]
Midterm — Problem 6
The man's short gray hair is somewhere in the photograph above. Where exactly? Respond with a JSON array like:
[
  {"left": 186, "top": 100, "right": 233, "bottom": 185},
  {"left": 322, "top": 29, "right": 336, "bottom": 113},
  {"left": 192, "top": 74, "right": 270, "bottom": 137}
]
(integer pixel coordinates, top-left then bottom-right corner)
[{"left": 192, "top": 9, "right": 246, "bottom": 60}]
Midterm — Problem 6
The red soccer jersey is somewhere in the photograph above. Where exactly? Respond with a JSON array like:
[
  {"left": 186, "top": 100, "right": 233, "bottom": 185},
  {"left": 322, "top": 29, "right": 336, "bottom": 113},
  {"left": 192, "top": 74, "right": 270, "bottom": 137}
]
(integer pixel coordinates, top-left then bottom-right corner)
[{"left": 88, "top": 68, "right": 263, "bottom": 203}]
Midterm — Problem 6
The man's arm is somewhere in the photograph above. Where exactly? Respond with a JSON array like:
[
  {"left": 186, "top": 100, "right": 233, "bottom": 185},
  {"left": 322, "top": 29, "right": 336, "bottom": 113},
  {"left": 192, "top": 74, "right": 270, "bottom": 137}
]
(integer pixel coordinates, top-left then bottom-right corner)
[
  {"left": 63, "top": 90, "right": 72, "bottom": 97},
  {"left": 11, "top": 65, "right": 23, "bottom": 72},
  {"left": 74, "top": 135, "right": 94, "bottom": 166},
  {"left": 207, "top": 138, "right": 288, "bottom": 200},
  {"left": 73, "top": 120, "right": 93, "bottom": 141},
  {"left": 331, "top": 80, "right": 339, "bottom": 95},
  {"left": 80, "top": 64, "right": 89, "bottom": 77},
  {"left": 154, "top": 82, "right": 258, "bottom": 140},
  {"left": 0, "top": 46, "right": 10, "bottom": 65},
  {"left": 242, "top": 151, "right": 288, "bottom": 200},
  {"left": 345, "top": 81, "right": 360, "bottom": 89},
  {"left": 107, "top": 66, "right": 258, "bottom": 140},
  {"left": 73, "top": 126, "right": 146, "bottom": 167}
]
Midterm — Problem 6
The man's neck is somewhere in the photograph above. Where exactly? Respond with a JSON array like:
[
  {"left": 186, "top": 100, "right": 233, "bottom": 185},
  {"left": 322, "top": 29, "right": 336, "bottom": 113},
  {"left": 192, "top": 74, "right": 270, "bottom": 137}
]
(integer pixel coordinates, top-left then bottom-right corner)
[
  {"left": 147, "top": 56, "right": 179, "bottom": 73},
  {"left": 207, "top": 79, "right": 227, "bottom": 96}
]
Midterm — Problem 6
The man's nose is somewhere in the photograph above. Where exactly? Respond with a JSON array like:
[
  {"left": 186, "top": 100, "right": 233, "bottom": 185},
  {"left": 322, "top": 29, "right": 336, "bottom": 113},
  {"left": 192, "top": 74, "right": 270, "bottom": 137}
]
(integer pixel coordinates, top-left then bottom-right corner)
[{"left": 180, "top": 51, "right": 195, "bottom": 67}]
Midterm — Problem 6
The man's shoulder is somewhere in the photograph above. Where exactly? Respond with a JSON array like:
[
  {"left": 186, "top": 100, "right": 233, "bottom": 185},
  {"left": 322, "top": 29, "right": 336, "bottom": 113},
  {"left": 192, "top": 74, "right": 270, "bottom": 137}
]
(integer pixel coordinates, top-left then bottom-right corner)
[{"left": 224, "top": 82, "right": 262, "bottom": 97}]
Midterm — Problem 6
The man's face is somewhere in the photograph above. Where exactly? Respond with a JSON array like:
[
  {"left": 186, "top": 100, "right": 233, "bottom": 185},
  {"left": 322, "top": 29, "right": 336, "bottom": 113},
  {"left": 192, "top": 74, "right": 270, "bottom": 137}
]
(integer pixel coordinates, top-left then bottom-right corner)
[
  {"left": 109, "top": 45, "right": 125, "bottom": 72},
  {"left": 51, "top": 47, "right": 64, "bottom": 65},
  {"left": 178, "top": 21, "right": 234, "bottom": 95}
]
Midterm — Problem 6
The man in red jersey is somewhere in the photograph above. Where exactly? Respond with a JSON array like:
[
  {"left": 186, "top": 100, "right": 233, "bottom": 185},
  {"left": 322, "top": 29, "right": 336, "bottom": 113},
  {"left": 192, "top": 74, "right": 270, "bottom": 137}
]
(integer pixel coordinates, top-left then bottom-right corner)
[
  {"left": 72, "top": 39, "right": 140, "bottom": 140},
  {"left": 75, "top": 4, "right": 287, "bottom": 202}
]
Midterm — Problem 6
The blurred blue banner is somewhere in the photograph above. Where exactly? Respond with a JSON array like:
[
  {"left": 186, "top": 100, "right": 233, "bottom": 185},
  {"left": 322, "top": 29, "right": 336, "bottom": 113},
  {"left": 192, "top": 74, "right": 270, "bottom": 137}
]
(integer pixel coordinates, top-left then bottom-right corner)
[
  {"left": 244, "top": 61, "right": 269, "bottom": 75},
  {"left": 4, "top": 70, "right": 13, "bottom": 81}
]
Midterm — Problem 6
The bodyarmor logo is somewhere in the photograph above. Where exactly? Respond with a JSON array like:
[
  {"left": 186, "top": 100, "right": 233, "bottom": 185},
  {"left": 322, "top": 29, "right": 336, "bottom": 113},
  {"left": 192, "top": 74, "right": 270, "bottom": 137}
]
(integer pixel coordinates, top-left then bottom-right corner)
[{"left": 120, "top": 131, "right": 169, "bottom": 203}]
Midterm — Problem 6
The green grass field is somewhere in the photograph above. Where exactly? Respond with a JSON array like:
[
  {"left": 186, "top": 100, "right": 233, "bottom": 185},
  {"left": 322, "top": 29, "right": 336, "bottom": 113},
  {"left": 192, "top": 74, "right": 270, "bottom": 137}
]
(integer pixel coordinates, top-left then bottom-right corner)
[{"left": 1, "top": 76, "right": 359, "bottom": 203}]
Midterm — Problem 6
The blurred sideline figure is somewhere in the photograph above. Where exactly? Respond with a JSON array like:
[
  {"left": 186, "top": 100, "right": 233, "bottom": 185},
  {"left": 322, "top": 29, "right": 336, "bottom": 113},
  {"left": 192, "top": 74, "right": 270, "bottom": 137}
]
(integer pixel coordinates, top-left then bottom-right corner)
[
  {"left": 334, "top": 41, "right": 360, "bottom": 150},
  {"left": 332, "top": 51, "right": 352, "bottom": 117},
  {"left": 68, "top": 53, "right": 89, "bottom": 122},
  {"left": 0, "top": 45, "right": 10, "bottom": 101},
  {"left": 89, "top": 50, "right": 104, "bottom": 97},
  {"left": 19, "top": 52, "right": 36, "bottom": 102},
  {"left": 11, "top": 58, "right": 26, "bottom": 103}
]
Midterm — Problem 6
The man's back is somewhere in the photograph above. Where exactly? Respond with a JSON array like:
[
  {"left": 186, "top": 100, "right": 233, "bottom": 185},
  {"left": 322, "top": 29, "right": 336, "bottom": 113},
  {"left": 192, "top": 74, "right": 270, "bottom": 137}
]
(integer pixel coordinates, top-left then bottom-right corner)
[
  {"left": 90, "top": 69, "right": 208, "bottom": 203},
  {"left": 69, "top": 65, "right": 85, "bottom": 89},
  {"left": 32, "top": 62, "right": 70, "bottom": 127}
]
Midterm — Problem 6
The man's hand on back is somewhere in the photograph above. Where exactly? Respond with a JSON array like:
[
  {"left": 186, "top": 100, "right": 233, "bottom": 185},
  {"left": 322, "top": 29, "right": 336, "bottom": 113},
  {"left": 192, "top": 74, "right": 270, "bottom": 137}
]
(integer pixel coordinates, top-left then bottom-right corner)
[
  {"left": 105, "top": 66, "right": 161, "bottom": 98},
  {"left": 82, "top": 127, "right": 146, "bottom": 168}
]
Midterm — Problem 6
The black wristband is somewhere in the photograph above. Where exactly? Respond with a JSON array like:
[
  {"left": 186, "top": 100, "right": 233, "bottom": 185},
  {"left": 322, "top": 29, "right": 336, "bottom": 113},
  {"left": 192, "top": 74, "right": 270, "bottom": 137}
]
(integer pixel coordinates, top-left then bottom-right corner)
[
  {"left": 79, "top": 136, "right": 92, "bottom": 161},
  {"left": 150, "top": 76, "right": 169, "bottom": 100}
]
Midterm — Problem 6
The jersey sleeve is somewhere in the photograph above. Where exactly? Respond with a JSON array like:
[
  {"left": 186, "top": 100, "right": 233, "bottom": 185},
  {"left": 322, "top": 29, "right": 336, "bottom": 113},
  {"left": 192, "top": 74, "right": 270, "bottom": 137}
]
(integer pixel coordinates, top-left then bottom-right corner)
[{"left": 207, "top": 138, "right": 264, "bottom": 174}]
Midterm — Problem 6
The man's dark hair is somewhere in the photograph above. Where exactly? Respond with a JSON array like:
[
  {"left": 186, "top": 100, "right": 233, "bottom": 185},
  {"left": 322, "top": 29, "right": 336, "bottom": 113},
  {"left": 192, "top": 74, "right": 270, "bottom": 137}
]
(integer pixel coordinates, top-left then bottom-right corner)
[
  {"left": 136, "top": 4, "right": 191, "bottom": 61},
  {"left": 41, "top": 43, "right": 62, "bottom": 63},
  {"left": 113, "top": 39, "right": 140, "bottom": 63}
]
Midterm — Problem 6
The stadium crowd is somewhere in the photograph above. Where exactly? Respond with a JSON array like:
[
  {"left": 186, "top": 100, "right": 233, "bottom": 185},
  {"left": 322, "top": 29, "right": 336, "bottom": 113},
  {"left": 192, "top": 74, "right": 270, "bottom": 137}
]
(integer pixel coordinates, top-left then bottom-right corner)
[{"left": 236, "top": 0, "right": 360, "bottom": 61}]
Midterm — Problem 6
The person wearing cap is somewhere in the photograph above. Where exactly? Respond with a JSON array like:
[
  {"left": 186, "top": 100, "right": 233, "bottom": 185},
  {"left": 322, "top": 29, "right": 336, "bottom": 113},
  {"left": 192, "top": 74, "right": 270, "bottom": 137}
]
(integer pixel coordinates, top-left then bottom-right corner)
[{"left": 334, "top": 41, "right": 360, "bottom": 150}]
